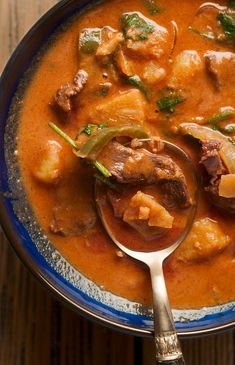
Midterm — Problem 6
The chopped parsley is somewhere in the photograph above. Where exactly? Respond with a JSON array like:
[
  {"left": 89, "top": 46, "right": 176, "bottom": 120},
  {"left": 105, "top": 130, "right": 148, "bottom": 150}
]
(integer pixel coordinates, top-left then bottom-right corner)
[
  {"left": 217, "top": 12, "right": 235, "bottom": 39},
  {"left": 126, "top": 75, "right": 150, "bottom": 99},
  {"left": 157, "top": 89, "right": 185, "bottom": 113},
  {"left": 121, "top": 12, "right": 155, "bottom": 41},
  {"left": 142, "top": 0, "right": 161, "bottom": 15}
]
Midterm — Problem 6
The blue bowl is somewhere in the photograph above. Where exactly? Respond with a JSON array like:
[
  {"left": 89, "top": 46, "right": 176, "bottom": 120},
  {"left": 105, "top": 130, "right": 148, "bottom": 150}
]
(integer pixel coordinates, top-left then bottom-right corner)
[{"left": 1, "top": 0, "right": 235, "bottom": 337}]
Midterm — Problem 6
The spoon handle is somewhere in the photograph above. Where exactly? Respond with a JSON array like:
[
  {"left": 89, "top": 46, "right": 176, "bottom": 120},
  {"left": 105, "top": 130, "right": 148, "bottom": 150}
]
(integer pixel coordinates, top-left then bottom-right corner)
[
  {"left": 149, "top": 261, "right": 185, "bottom": 364},
  {"left": 156, "top": 358, "right": 185, "bottom": 364}
]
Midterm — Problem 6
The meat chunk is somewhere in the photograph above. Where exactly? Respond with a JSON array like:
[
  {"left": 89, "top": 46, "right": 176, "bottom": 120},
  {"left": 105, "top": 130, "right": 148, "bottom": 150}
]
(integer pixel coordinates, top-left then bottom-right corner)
[
  {"left": 98, "top": 140, "right": 191, "bottom": 208},
  {"left": 96, "top": 27, "right": 124, "bottom": 57},
  {"left": 54, "top": 70, "right": 88, "bottom": 113},
  {"left": 205, "top": 51, "right": 235, "bottom": 90},
  {"left": 89, "top": 89, "right": 147, "bottom": 125},
  {"left": 199, "top": 139, "right": 235, "bottom": 213},
  {"left": 200, "top": 140, "right": 227, "bottom": 178},
  {"left": 175, "top": 218, "right": 230, "bottom": 263}
]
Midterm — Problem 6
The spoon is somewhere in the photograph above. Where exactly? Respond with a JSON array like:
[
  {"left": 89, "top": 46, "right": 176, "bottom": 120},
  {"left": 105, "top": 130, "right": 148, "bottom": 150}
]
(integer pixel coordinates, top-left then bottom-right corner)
[{"left": 95, "top": 140, "right": 198, "bottom": 364}]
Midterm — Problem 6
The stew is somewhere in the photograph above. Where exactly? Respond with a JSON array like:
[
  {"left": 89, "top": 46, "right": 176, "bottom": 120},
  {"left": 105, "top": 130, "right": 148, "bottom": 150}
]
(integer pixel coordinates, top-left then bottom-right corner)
[{"left": 18, "top": 0, "right": 235, "bottom": 308}]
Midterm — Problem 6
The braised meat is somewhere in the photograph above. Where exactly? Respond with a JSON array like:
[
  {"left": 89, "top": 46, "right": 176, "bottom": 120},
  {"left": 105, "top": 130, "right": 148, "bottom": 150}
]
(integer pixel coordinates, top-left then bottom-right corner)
[
  {"left": 199, "top": 139, "right": 235, "bottom": 213},
  {"left": 200, "top": 140, "right": 227, "bottom": 178},
  {"left": 97, "top": 140, "right": 191, "bottom": 208},
  {"left": 54, "top": 69, "right": 88, "bottom": 113},
  {"left": 205, "top": 51, "right": 235, "bottom": 90}
]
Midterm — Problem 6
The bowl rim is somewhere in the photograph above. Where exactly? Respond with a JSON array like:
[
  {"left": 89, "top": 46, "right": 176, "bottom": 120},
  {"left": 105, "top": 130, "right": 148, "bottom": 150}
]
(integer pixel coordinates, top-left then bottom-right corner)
[{"left": 1, "top": 0, "right": 235, "bottom": 338}]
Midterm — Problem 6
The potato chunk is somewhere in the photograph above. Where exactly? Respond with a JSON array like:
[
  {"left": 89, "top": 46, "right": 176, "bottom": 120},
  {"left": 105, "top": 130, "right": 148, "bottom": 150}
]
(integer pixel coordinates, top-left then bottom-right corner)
[
  {"left": 123, "top": 191, "right": 174, "bottom": 229},
  {"left": 142, "top": 61, "right": 166, "bottom": 84},
  {"left": 175, "top": 218, "right": 230, "bottom": 262},
  {"left": 219, "top": 174, "right": 235, "bottom": 198},
  {"left": 34, "top": 140, "right": 62, "bottom": 184},
  {"left": 90, "top": 89, "right": 147, "bottom": 125},
  {"left": 169, "top": 50, "right": 203, "bottom": 88}
]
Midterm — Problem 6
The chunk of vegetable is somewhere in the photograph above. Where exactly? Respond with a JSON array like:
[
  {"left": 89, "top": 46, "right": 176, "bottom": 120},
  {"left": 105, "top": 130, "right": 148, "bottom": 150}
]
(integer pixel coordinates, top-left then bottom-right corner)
[
  {"left": 79, "top": 28, "right": 101, "bottom": 54},
  {"left": 96, "top": 27, "right": 124, "bottom": 57},
  {"left": 115, "top": 48, "right": 133, "bottom": 76},
  {"left": 77, "top": 125, "right": 149, "bottom": 159},
  {"left": 123, "top": 191, "right": 174, "bottom": 228},
  {"left": 143, "top": 61, "right": 166, "bottom": 84},
  {"left": 175, "top": 218, "right": 230, "bottom": 262},
  {"left": 34, "top": 140, "right": 62, "bottom": 183},
  {"left": 168, "top": 50, "right": 202, "bottom": 88},
  {"left": 219, "top": 174, "right": 235, "bottom": 197},
  {"left": 90, "top": 89, "right": 147, "bottom": 125},
  {"left": 121, "top": 12, "right": 155, "bottom": 41},
  {"left": 180, "top": 123, "right": 235, "bottom": 173}
]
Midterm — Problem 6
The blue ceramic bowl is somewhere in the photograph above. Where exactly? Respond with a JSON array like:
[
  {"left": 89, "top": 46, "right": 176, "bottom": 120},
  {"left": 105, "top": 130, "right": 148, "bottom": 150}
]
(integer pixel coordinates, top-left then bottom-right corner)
[{"left": 1, "top": 0, "right": 235, "bottom": 337}]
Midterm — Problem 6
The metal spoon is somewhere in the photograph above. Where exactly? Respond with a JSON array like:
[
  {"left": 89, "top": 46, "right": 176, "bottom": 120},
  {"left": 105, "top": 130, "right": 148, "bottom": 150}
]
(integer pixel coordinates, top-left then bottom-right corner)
[{"left": 95, "top": 140, "right": 198, "bottom": 365}]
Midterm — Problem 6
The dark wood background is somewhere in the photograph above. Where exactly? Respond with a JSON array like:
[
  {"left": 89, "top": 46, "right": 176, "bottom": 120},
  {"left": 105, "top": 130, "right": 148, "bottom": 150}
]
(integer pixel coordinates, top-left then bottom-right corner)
[{"left": 0, "top": 1, "right": 235, "bottom": 364}]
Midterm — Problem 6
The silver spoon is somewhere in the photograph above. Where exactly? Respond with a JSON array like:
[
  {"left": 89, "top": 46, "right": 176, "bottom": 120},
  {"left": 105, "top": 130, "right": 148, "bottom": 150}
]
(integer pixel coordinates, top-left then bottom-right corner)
[{"left": 95, "top": 140, "right": 198, "bottom": 365}]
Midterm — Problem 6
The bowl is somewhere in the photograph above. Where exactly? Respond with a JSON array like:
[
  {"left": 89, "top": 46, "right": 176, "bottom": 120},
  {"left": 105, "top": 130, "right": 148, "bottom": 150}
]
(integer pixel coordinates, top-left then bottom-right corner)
[{"left": 1, "top": 0, "right": 235, "bottom": 337}]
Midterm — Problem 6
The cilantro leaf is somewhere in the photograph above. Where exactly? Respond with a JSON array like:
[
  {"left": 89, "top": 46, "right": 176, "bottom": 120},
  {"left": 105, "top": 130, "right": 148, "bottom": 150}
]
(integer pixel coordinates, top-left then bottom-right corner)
[
  {"left": 157, "top": 89, "right": 185, "bottom": 113},
  {"left": 217, "top": 12, "right": 235, "bottom": 38},
  {"left": 121, "top": 12, "right": 155, "bottom": 41}
]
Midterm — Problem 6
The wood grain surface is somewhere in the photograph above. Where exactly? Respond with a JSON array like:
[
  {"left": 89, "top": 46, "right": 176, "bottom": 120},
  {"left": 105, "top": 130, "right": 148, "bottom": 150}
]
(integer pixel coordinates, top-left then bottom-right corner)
[{"left": 0, "top": 1, "right": 235, "bottom": 364}]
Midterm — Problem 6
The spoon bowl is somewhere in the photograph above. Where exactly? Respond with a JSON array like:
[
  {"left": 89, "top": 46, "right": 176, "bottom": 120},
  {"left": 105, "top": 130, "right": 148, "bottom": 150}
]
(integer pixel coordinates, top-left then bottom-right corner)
[{"left": 95, "top": 140, "right": 198, "bottom": 364}]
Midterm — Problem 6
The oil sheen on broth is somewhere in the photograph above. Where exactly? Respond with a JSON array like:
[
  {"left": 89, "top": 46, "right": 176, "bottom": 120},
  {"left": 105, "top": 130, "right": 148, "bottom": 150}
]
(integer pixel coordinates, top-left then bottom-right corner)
[{"left": 18, "top": 0, "right": 235, "bottom": 308}]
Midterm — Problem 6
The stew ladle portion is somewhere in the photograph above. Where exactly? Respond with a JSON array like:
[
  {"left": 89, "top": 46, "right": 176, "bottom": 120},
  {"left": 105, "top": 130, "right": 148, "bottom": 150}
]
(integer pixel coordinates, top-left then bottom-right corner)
[{"left": 95, "top": 141, "right": 198, "bottom": 365}]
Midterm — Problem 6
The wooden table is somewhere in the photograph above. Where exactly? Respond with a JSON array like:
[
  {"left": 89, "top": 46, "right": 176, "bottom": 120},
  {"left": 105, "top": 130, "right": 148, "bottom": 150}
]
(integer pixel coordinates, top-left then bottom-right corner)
[{"left": 0, "top": 1, "right": 235, "bottom": 364}]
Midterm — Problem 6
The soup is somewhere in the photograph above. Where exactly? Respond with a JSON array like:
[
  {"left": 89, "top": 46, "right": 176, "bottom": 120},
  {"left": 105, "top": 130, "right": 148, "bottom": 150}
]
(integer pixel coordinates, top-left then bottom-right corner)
[{"left": 18, "top": 0, "right": 235, "bottom": 308}]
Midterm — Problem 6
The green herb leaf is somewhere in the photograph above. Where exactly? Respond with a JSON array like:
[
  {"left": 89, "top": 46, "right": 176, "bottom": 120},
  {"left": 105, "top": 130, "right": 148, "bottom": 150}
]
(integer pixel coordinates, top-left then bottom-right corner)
[
  {"left": 79, "top": 28, "right": 101, "bottom": 54},
  {"left": 48, "top": 122, "right": 78, "bottom": 149},
  {"left": 157, "top": 89, "right": 185, "bottom": 113},
  {"left": 93, "top": 161, "right": 111, "bottom": 177},
  {"left": 121, "top": 12, "right": 155, "bottom": 41},
  {"left": 83, "top": 124, "right": 97, "bottom": 136},
  {"left": 79, "top": 122, "right": 108, "bottom": 136},
  {"left": 126, "top": 75, "right": 150, "bottom": 99},
  {"left": 142, "top": 0, "right": 160, "bottom": 15},
  {"left": 217, "top": 12, "right": 235, "bottom": 38},
  {"left": 205, "top": 110, "right": 234, "bottom": 125}
]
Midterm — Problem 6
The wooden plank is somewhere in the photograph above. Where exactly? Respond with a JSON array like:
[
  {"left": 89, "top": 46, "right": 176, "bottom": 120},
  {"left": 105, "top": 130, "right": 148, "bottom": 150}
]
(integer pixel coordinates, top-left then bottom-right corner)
[{"left": 0, "top": 0, "right": 235, "bottom": 364}]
